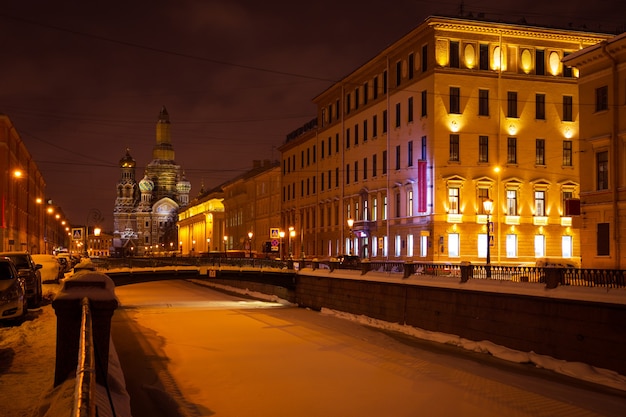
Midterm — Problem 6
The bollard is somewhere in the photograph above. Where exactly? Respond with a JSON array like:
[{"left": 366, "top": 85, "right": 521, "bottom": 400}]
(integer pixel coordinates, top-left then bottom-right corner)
[
  {"left": 403, "top": 261, "right": 414, "bottom": 278},
  {"left": 544, "top": 267, "right": 562, "bottom": 289},
  {"left": 460, "top": 261, "right": 472, "bottom": 283},
  {"left": 52, "top": 263, "right": 119, "bottom": 387}
]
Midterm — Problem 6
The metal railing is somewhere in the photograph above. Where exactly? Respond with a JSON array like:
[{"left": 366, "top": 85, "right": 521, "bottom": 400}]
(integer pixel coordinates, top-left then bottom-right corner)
[
  {"left": 73, "top": 297, "right": 95, "bottom": 417},
  {"left": 91, "top": 257, "right": 626, "bottom": 290}
]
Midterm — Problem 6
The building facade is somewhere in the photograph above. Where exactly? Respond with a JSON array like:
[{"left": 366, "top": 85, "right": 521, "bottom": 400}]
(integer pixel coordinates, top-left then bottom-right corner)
[
  {"left": 563, "top": 33, "right": 626, "bottom": 269},
  {"left": 113, "top": 107, "right": 191, "bottom": 256},
  {"left": 178, "top": 187, "right": 225, "bottom": 256},
  {"left": 280, "top": 16, "right": 610, "bottom": 264},
  {"left": 0, "top": 114, "right": 58, "bottom": 254}
]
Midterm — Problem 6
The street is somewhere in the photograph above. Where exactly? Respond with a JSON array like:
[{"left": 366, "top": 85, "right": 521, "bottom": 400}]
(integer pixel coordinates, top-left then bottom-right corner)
[{"left": 112, "top": 279, "right": 626, "bottom": 417}]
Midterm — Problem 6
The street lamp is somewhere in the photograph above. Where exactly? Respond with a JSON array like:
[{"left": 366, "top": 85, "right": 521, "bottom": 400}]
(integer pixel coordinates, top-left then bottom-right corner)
[
  {"left": 347, "top": 218, "right": 354, "bottom": 255},
  {"left": 288, "top": 227, "right": 295, "bottom": 259},
  {"left": 248, "top": 231, "right": 253, "bottom": 258},
  {"left": 279, "top": 231, "right": 285, "bottom": 259},
  {"left": 483, "top": 198, "right": 493, "bottom": 278}
]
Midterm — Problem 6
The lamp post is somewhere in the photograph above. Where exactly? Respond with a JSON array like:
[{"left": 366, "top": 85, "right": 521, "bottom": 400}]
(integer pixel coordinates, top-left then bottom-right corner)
[
  {"left": 288, "top": 227, "right": 295, "bottom": 259},
  {"left": 483, "top": 198, "right": 493, "bottom": 278},
  {"left": 248, "top": 231, "right": 253, "bottom": 258},
  {"left": 347, "top": 218, "right": 354, "bottom": 255},
  {"left": 279, "top": 231, "right": 285, "bottom": 260},
  {"left": 223, "top": 235, "right": 228, "bottom": 252},
  {"left": 85, "top": 208, "right": 103, "bottom": 258}
]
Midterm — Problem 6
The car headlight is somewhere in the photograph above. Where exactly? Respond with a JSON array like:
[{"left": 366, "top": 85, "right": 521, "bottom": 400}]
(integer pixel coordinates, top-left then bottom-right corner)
[{"left": 0, "top": 282, "right": 20, "bottom": 301}]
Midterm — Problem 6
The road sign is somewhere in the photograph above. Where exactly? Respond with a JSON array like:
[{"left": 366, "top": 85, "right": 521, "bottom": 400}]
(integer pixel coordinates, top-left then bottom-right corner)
[{"left": 270, "top": 228, "right": 280, "bottom": 239}]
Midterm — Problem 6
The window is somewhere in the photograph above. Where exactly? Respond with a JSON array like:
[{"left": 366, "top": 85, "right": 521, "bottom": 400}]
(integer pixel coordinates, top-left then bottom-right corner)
[
  {"left": 346, "top": 128, "right": 350, "bottom": 149},
  {"left": 562, "top": 235, "right": 573, "bottom": 258},
  {"left": 363, "top": 120, "right": 368, "bottom": 142},
  {"left": 382, "top": 150, "right": 387, "bottom": 174},
  {"left": 335, "top": 134, "right": 339, "bottom": 153},
  {"left": 449, "top": 134, "right": 460, "bottom": 161},
  {"left": 420, "top": 235, "right": 428, "bottom": 257},
  {"left": 597, "top": 223, "right": 610, "bottom": 256},
  {"left": 395, "top": 235, "right": 402, "bottom": 257},
  {"left": 563, "top": 95, "right": 573, "bottom": 121},
  {"left": 479, "top": 44, "right": 489, "bottom": 70},
  {"left": 328, "top": 169, "right": 331, "bottom": 189},
  {"left": 395, "top": 192, "right": 401, "bottom": 217},
  {"left": 408, "top": 97, "right": 414, "bottom": 122},
  {"left": 506, "top": 234, "right": 518, "bottom": 258},
  {"left": 407, "top": 190, "right": 413, "bottom": 216},
  {"left": 563, "top": 53, "right": 573, "bottom": 77},
  {"left": 506, "top": 190, "right": 517, "bottom": 215},
  {"left": 408, "top": 141, "right": 414, "bottom": 167},
  {"left": 346, "top": 164, "right": 350, "bottom": 184},
  {"left": 534, "top": 191, "right": 545, "bottom": 216},
  {"left": 363, "top": 198, "right": 369, "bottom": 220},
  {"left": 354, "top": 161, "right": 358, "bottom": 183},
  {"left": 383, "top": 196, "right": 388, "bottom": 220},
  {"left": 507, "top": 92, "right": 517, "bottom": 118},
  {"left": 346, "top": 92, "right": 351, "bottom": 114},
  {"left": 335, "top": 167, "right": 339, "bottom": 187},
  {"left": 596, "top": 86, "right": 608, "bottom": 112},
  {"left": 478, "top": 136, "right": 488, "bottom": 163},
  {"left": 448, "top": 187, "right": 459, "bottom": 214},
  {"left": 355, "top": 87, "right": 360, "bottom": 110},
  {"left": 372, "top": 197, "right": 378, "bottom": 221},
  {"left": 536, "top": 139, "right": 545, "bottom": 165},
  {"left": 363, "top": 158, "right": 368, "bottom": 180},
  {"left": 382, "top": 110, "right": 388, "bottom": 133},
  {"left": 507, "top": 137, "right": 517, "bottom": 164},
  {"left": 421, "top": 90, "right": 427, "bottom": 117},
  {"left": 408, "top": 53, "right": 414, "bottom": 79},
  {"left": 450, "top": 87, "right": 460, "bottom": 114},
  {"left": 597, "top": 150, "right": 609, "bottom": 190},
  {"left": 448, "top": 234, "right": 460, "bottom": 257},
  {"left": 373, "top": 76, "right": 379, "bottom": 100},
  {"left": 396, "top": 61, "right": 402, "bottom": 87},
  {"left": 422, "top": 44, "right": 428, "bottom": 72},
  {"left": 372, "top": 115, "right": 378, "bottom": 138},
  {"left": 372, "top": 154, "right": 377, "bottom": 177},
  {"left": 354, "top": 124, "right": 359, "bottom": 145},
  {"left": 563, "top": 141, "right": 572, "bottom": 166},
  {"left": 395, "top": 145, "right": 401, "bottom": 170},
  {"left": 478, "top": 234, "right": 488, "bottom": 258},
  {"left": 321, "top": 172, "right": 324, "bottom": 191},
  {"left": 449, "top": 41, "right": 459, "bottom": 68},
  {"left": 395, "top": 103, "right": 401, "bottom": 127},
  {"left": 421, "top": 136, "right": 427, "bottom": 160},
  {"left": 535, "top": 235, "right": 545, "bottom": 258},
  {"left": 478, "top": 89, "right": 489, "bottom": 116},
  {"left": 535, "top": 49, "right": 545, "bottom": 75},
  {"left": 407, "top": 234, "right": 414, "bottom": 257},
  {"left": 536, "top": 94, "right": 546, "bottom": 120},
  {"left": 321, "top": 141, "right": 324, "bottom": 159}
]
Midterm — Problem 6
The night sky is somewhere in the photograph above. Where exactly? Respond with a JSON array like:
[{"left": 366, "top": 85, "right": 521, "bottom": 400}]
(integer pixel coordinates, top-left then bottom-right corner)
[{"left": 1, "top": 0, "right": 624, "bottom": 230}]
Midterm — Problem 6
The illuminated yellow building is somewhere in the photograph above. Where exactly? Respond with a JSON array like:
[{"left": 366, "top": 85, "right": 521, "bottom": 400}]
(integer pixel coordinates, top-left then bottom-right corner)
[
  {"left": 177, "top": 187, "right": 225, "bottom": 256},
  {"left": 280, "top": 16, "right": 610, "bottom": 264},
  {"left": 563, "top": 33, "right": 626, "bottom": 269}
]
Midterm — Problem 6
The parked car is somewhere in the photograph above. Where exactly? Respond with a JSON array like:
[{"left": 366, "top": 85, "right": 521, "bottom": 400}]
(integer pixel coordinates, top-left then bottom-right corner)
[
  {"left": 337, "top": 254, "right": 361, "bottom": 268},
  {"left": 56, "top": 253, "right": 72, "bottom": 273},
  {"left": 0, "top": 252, "right": 43, "bottom": 308},
  {"left": 31, "top": 254, "right": 63, "bottom": 283},
  {"left": 0, "top": 257, "right": 27, "bottom": 321}
]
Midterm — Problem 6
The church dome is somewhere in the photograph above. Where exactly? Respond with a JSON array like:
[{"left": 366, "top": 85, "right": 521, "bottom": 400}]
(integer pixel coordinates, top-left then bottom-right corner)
[
  {"left": 119, "top": 148, "right": 136, "bottom": 168},
  {"left": 139, "top": 175, "right": 154, "bottom": 192},
  {"left": 176, "top": 175, "right": 191, "bottom": 194}
]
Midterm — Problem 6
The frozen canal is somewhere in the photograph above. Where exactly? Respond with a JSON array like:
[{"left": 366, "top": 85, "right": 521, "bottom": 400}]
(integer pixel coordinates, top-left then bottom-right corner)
[{"left": 111, "top": 279, "right": 626, "bottom": 417}]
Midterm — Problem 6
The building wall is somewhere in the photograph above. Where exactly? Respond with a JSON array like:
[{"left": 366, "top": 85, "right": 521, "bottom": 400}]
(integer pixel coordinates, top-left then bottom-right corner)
[
  {"left": 280, "top": 16, "right": 609, "bottom": 264},
  {"left": 563, "top": 33, "right": 626, "bottom": 269},
  {"left": 0, "top": 114, "right": 50, "bottom": 253}
]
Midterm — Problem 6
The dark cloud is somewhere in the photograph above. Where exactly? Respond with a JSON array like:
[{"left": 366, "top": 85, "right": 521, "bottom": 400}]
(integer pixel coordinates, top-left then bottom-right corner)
[{"left": 0, "top": 0, "right": 624, "bottom": 230}]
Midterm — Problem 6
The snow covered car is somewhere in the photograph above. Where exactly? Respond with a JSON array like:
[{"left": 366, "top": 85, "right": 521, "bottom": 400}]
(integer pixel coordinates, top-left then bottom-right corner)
[
  {"left": 0, "top": 252, "right": 43, "bottom": 308},
  {"left": 0, "top": 257, "right": 27, "bottom": 321},
  {"left": 31, "top": 254, "right": 63, "bottom": 283}
]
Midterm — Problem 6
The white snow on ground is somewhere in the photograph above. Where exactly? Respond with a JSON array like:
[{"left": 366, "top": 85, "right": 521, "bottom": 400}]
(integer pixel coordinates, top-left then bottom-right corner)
[{"left": 1, "top": 263, "right": 625, "bottom": 417}]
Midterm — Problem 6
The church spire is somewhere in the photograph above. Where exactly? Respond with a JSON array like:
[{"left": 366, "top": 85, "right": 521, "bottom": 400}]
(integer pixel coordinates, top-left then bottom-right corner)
[{"left": 153, "top": 105, "right": 175, "bottom": 161}]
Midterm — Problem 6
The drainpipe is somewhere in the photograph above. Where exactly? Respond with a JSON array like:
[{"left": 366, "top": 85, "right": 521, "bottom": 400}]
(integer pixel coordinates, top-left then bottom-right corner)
[{"left": 601, "top": 41, "right": 621, "bottom": 269}]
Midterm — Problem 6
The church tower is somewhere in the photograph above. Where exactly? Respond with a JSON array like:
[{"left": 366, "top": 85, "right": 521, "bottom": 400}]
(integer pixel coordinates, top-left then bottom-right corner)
[{"left": 112, "top": 107, "right": 191, "bottom": 257}]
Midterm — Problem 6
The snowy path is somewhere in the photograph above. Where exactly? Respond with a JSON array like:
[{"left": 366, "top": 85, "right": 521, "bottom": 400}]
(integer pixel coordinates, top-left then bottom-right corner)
[{"left": 112, "top": 280, "right": 626, "bottom": 417}]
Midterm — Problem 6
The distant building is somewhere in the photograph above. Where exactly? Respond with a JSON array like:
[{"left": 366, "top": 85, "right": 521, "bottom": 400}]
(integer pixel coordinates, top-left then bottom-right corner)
[
  {"left": 0, "top": 114, "right": 55, "bottom": 253},
  {"left": 563, "top": 33, "right": 626, "bottom": 269},
  {"left": 113, "top": 106, "right": 191, "bottom": 256},
  {"left": 279, "top": 16, "right": 610, "bottom": 264}
]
